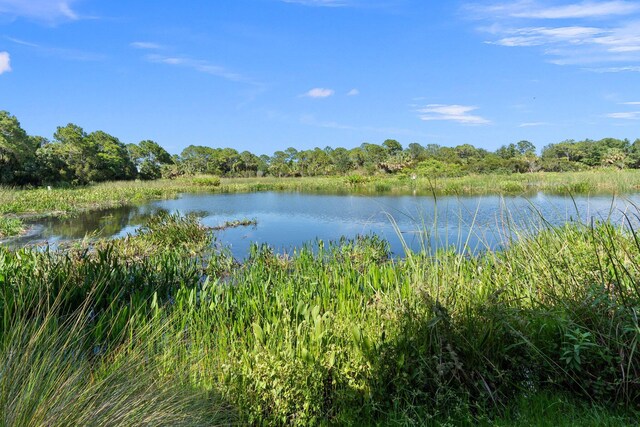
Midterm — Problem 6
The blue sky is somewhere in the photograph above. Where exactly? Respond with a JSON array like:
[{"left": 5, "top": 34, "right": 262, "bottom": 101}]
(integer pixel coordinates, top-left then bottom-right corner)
[{"left": 1, "top": 0, "right": 639, "bottom": 155}]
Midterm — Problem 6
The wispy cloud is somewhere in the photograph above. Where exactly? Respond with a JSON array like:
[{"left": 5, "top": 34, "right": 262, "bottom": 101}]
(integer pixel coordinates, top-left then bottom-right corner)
[
  {"left": 6, "top": 37, "right": 106, "bottom": 61},
  {"left": 347, "top": 88, "right": 359, "bottom": 96},
  {"left": 279, "top": 0, "right": 393, "bottom": 8},
  {"left": 280, "top": 0, "right": 348, "bottom": 7},
  {"left": 300, "top": 114, "right": 437, "bottom": 137},
  {"left": 0, "top": 0, "right": 80, "bottom": 23},
  {"left": 588, "top": 65, "right": 640, "bottom": 72},
  {"left": 607, "top": 111, "right": 640, "bottom": 119},
  {"left": 130, "top": 41, "right": 162, "bottom": 50},
  {"left": 487, "top": 26, "right": 606, "bottom": 47},
  {"left": 417, "top": 104, "right": 490, "bottom": 125},
  {"left": 303, "top": 87, "right": 335, "bottom": 98},
  {"left": 519, "top": 121, "right": 549, "bottom": 127},
  {"left": 145, "top": 54, "right": 256, "bottom": 84},
  {"left": 467, "top": 1, "right": 640, "bottom": 68},
  {"left": 0, "top": 51, "right": 10, "bottom": 74},
  {"left": 468, "top": 1, "right": 640, "bottom": 20},
  {"left": 607, "top": 101, "right": 640, "bottom": 119}
]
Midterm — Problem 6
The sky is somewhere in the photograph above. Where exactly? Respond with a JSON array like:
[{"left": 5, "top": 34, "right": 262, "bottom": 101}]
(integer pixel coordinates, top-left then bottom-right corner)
[{"left": 1, "top": 0, "right": 640, "bottom": 155}]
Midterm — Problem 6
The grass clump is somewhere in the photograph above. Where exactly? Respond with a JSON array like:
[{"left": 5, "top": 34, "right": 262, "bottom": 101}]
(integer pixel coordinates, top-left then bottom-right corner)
[
  {"left": 0, "top": 216, "right": 24, "bottom": 238},
  {"left": 0, "top": 309, "right": 230, "bottom": 427},
  {"left": 0, "top": 216, "right": 236, "bottom": 426},
  {"left": 345, "top": 174, "right": 368, "bottom": 185},
  {"left": 212, "top": 218, "right": 257, "bottom": 230},
  {"left": 191, "top": 175, "right": 222, "bottom": 187}
]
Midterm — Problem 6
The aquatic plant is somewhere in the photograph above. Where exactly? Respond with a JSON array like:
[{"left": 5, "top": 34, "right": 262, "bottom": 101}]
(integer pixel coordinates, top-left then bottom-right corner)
[
  {"left": 212, "top": 218, "right": 257, "bottom": 230},
  {"left": 0, "top": 216, "right": 23, "bottom": 238},
  {"left": 3, "top": 169, "right": 640, "bottom": 218},
  {"left": 2, "top": 210, "right": 640, "bottom": 425}
]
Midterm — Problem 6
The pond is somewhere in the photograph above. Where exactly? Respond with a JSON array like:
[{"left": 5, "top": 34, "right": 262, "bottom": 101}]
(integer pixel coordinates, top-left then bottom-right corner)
[{"left": 6, "top": 192, "right": 640, "bottom": 258}]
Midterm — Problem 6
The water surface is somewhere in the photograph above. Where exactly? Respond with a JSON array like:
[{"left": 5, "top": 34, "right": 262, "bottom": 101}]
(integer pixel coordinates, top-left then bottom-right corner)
[{"left": 6, "top": 192, "right": 640, "bottom": 258}]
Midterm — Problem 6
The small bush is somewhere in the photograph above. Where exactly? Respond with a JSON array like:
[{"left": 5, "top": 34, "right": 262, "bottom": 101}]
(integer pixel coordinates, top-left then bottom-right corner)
[
  {"left": 501, "top": 181, "right": 525, "bottom": 193},
  {"left": 0, "top": 216, "right": 24, "bottom": 238},
  {"left": 191, "top": 175, "right": 221, "bottom": 187},
  {"left": 345, "top": 174, "right": 368, "bottom": 185}
]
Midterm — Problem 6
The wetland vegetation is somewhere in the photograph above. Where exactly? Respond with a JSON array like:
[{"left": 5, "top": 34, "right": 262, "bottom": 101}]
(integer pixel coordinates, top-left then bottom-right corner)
[
  {"left": 2, "top": 211, "right": 640, "bottom": 425},
  {"left": 3, "top": 110, "right": 640, "bottom": 424}
]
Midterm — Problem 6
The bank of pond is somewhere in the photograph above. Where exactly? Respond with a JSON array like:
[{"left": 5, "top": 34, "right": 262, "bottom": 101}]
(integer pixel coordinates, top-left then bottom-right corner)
[
  {"left": 1, "top": 201, "right": 640, "bottom": 425},
  {"left": 5, "top": 190, "right": 640, "bottom": 258}
]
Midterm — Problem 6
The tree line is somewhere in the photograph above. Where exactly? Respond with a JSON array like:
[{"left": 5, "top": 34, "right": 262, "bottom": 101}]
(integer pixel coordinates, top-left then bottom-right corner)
[{"left": 2, "top": 110, "right": 640, "bottom": 186}]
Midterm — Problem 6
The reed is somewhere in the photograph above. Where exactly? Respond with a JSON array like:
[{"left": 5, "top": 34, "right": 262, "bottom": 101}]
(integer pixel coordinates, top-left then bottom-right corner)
[
  {"left": 2, "top": 169, "right": 640, "bottom": 218},
  {"left": 2, "top": 209, "right": 640, "bottom": 425},
  {"left": 0, "top": 216, "right": 23, "bottom": 238}
]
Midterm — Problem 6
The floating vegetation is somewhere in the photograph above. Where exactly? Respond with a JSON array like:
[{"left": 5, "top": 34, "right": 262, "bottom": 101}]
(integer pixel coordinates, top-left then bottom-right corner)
[{"left": 211, "top": 218, "right": 257, "bottom": 230}]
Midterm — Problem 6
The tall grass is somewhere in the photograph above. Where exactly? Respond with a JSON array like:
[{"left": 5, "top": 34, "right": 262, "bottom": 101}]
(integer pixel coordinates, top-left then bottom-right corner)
[
  {"left": 0, "top": 214, "right": 236, "bottom": 426},
  {"left": 0, "top": 304, "right": 231, "bottom": 426},
  {"left": 2, "top": 209, "right": 640, "bottom": 424},
  {"left": 0, "top": 216, "right": 23, "bottom": 238},
  {"left": 2, "top": 169, "right": 640, "bottom": 218}
]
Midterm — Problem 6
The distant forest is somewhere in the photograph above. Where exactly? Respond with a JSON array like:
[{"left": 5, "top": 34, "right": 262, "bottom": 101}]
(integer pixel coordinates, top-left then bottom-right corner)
[{"left": 2, "top": 110, "right": 640, "bottom": 186}]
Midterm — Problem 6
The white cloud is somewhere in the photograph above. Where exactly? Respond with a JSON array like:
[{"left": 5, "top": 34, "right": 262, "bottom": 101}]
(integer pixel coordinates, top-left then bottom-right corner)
[
  {"left": 417, "top": 104, "right": 490, "bottom": 125},
  {"left": 281, "top": 0, "right": 348, "bottom": 6},
  {"left": 606, "top": 101, "right": 640, "bottom": 119},
  {"left": 279, "top": 0, "right": 392, "bottom": 8},
  {"left": 6, "top": 37, "right": 105, "bottom": 61},
  {"left": 588, "top": 65, "right": 640, "bottom": 72},
  {"left": 468, "top": 2, "right": 640, "bottom": 68},
  {"left": 130, "top": 42, "right": 162, "bottom": 50},
  {"left": 489, "top": 26, "right": 606, "bottom": 47},
  {"left": 519, "top": 121, "right": 549, "bottom": 127},
  {"left": 468, "top": 1, "right": 640, "bottom": 20},
  {"left": 300, "top": 114, "right": 437, "bottom": 137},
  {"left": 0, "top": 0, "right": 80, "bottom": 23},
  {"left": 347, "top": 88, "right": 359, "bottom": 96},
  {"left": 303, "top": 88, "right": 334, "bottom": 98},
  {"left": 0, "top": 51, "right": 11, "bottom": 74},
  {"left": 145, "top": 54, "right": 254, "bottom": 84},
  {"left": 513, "top": 1, "right": 639, "bottom": 19},
  {"left": 607, "top": 111, "right": 640, "bottom": 119}
]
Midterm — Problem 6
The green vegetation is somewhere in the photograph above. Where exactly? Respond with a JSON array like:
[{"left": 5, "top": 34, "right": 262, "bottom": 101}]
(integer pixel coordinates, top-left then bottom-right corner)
[
  {"left": 212, "top": 218, "right": 257, "bottom": 230},
  {"left": 0, "top": 216, "right": 23, "bottom": 238},
  {"left": 3, "top": 169, "right": 640, "bottom": 220},
  {"left": 4, "top": 107, "right": 640, "bottom": 423},
  {"left": 2, "top": 211, "right": 640, "bottom": 425},
  {"left": 2, "top": 109, "right": 640, "bottom": 189}
]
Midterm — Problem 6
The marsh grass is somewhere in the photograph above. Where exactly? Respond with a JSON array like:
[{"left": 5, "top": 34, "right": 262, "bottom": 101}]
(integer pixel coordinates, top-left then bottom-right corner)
[
  {"left": 3, "top": 169, "right": 640, "bottom": 218},
  {"left": 3, "top": 207, "right": 640, "bottom": 425},
  {"left": 0, "top": 309, "right": 232, "bottom": 426},
  {"left": 0, "top": 216, "right": 24, "bottom": 238},
  {"left": 0, "top": 246, "right": 235, "bottom": 426}
]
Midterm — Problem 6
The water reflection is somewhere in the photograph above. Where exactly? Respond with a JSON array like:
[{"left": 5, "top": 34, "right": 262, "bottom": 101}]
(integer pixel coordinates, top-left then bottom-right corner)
[
  {"left": 7, "top": 205, "right": 162, "bottom": 247},
  {"left": 4, "top": 192, "right": 640, "bottom": 258}
]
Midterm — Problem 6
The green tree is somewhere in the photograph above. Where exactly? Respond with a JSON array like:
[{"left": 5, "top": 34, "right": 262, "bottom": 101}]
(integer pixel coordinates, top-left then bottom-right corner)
[
  {"left": 51, "top": 123, "right": 93, "bottom": 184},
  {"left": 330, "top": 147, "right": 353, "bottom": 174},
  {"left": 382, "top": 139, "right": 403, "bottom": 156},
  {"left": 0, "top": 111, "right": 40, "bottom": 184},
  {"left": 180, "top": 145, "right": 216, "bottom": 175},
  {"left": 269, "top": 151, "right": 290, "bottom": 177},
  {"left": 516, "top": 140, "right": 536, "bottom": 156},
  {"left": 86, "top": 130, "right": 136, "bottom": 181},
  {"left": 406, "top": 143, "right": 427, "bottom": 162}
]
